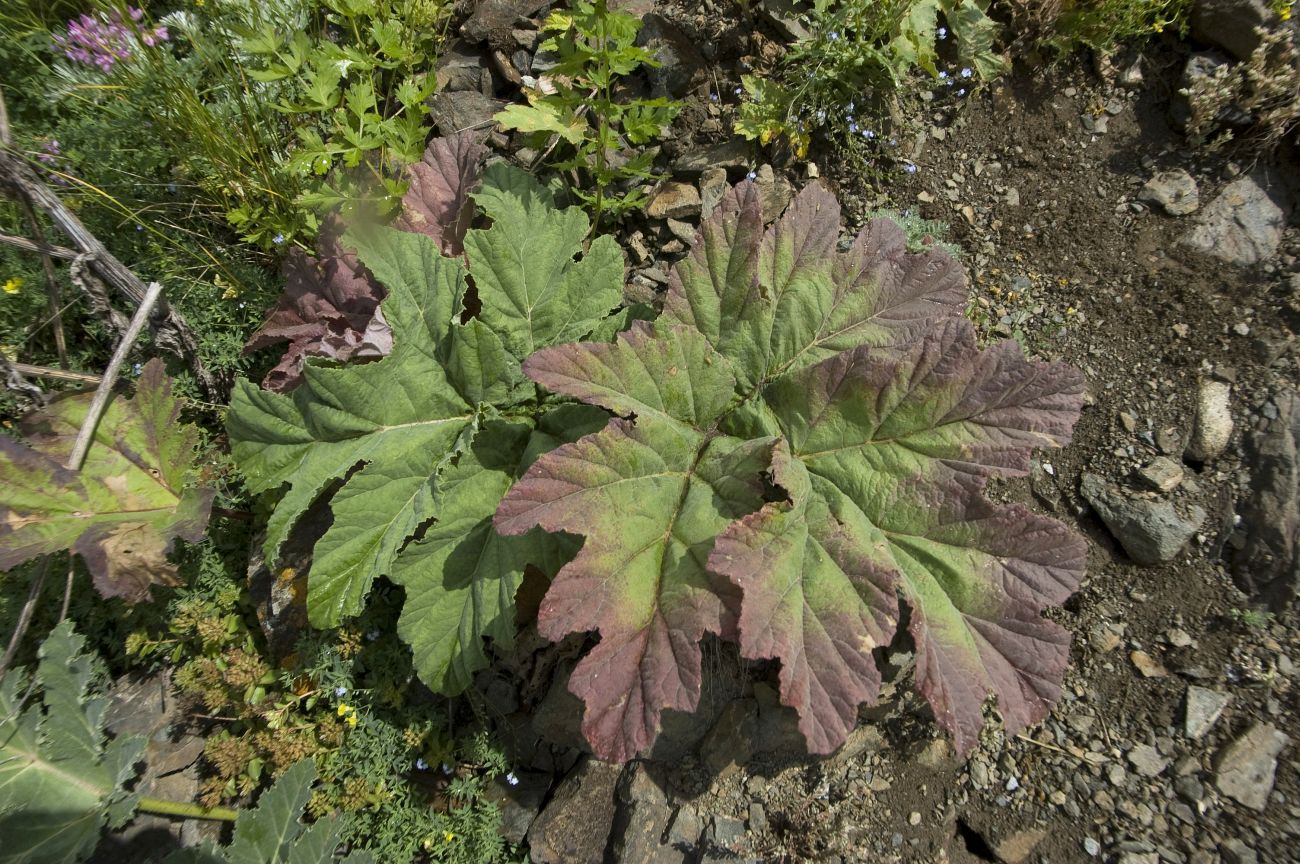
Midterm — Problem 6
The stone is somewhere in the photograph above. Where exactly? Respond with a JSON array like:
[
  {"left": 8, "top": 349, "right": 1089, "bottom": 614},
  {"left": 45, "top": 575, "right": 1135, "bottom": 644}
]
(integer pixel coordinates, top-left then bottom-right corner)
[
  {"left": 1228, "top": 387, "right": 1300, "bottom": 610},
  {"left": 993, "top": 827, "right": 1047, "bottom": 863},
  {"left": 1181, "top": 171, "right": 1289, "bottom": 266},
  {"left": 709, "top": 815, "right": 746, "bottom": 850},
  {"left": 532, "top": 664, "right": 593, "bottom": 752},
  {"left": 666, "top": 804, "right": 704, "bottom": 853},
  {"left": 484, "top": 770, "right": 551, "bottom": 844},
  {"left": 666, "top": 218, "right": 696, "bottom": 244},
  {"left": 427, "top": 90, "right": 507, "bottom": 139},
  {"left": 1220, "top": 838, "right": 1259, "bottom": 864},
  {"left": 1081, "top": 473, "right": 1207, "bottom": 565},
  {"left": 435, "top": 42, "right": 494, "bottom": 95},
  {"left": 699, "top": 168, "right": 728, "bottom": 219},
  {"left": 752, "top": 164, "right": 793, "bottom": 223},
  {"left": 1190, "top": 0, "right": 1274, "bottom": 61},
  {"left": 1184, "top": 686, "right": 1232, "bottom": 739},
  {"left": 461, "top": 0, "right": 549, "bottom": 43},
  {"left": 1186, "top": 378, "right": 1234, "bottom": 463},
  {"left": 672, "top": 138, "right": 752, "bottom": 175},
  {"left": 699, "top": 697, "right": 757, "bottom": 778},
  {"left": 636, "top": 14, "right": 705, "bottom": 98},
  {"left": 1136, "top": 456, "right": 1185, "bottom": 492},
  {"left": 752, "top": 681, "right": 806, "bottom": 757},
  {"left": 527, "top": 756, "right": 624, "bottom": 864},
  {"left": 1213, "top": 722, "right": 1289, "bottom": 811},
  {"left": 759, "top": 0, "right": 812, "bottom": 41},
  {"left": 1128, "top": 744, "right": 1169, "bottom": 777},
  {"left": 1139, "top": 169, "right": 1200, "bottom": 216},
  {"left": 1131, "top": 650, "right": 1168, "bottom": 678},
  {"left": 608, "top": 764, "right": 680, "bottom": 864}
]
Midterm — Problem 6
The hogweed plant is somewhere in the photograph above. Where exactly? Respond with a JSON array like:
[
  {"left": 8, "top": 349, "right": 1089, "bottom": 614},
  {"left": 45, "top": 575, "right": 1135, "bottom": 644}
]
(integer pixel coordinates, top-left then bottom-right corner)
[{"left": 230, "top": 144, "right": 1086, "bottom": 762}]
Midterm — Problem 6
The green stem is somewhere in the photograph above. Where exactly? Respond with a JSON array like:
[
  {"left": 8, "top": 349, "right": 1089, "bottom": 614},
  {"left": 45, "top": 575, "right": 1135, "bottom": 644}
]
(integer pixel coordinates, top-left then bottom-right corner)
[{"left": 137, "top": 796, "right": 239, "bottom": 822}]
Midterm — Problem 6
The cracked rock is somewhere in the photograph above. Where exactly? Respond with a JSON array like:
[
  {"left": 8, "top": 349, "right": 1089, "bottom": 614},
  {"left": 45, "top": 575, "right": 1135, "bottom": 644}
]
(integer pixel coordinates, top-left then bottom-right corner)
[
  {"left": 1214, "top": 722, "right": 1289, "bottom": 811},
  {"left": 1081, "top": 473, "right": 1207, "bottom": 565},
  {"left": 1140, "top": 169, "right": 1199, "bottom": 216}
]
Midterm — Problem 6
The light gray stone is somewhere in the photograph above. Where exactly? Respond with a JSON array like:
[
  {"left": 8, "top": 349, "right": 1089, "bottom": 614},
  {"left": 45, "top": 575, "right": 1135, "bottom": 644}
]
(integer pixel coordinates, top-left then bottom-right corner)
[
  {"left": 1081, "top": 473, "right": 1207, "bottom": 565},
  {"left": 1136, "top": 456, "right": 1186, "bottom": 492},
  {"left": 1214, "top": 722, "right": 1289, "bottom": 811},
  {"left": 752, "top": 164, "right": 793, "bottom": 223},
  {"left": 1181, "top": 172, "right": 1289, "bottom": 266},
  {"left": 699, "top": 168, "right": 729, "bottom": 219},
  {"left": 1187, "top": 378, "right": 1234, "bottom": 463},
  {"left": 1139, "top": 169, "right": 1200, "bottom": 216},
  {"left": 1190, "top": 0, "right": 1274, "bottom": 61},
  {"left": 1185, "top": 686, "right": 1232, "bottom": 739},
  {"left": 648, "top": 181, "right": 702, "bottom": 220},
  {"left": 1128, "top": 744, "right": 1169, "bottom": 777},
  {"left": 672, "top": 138, "right": 752, "bottom": 175}
]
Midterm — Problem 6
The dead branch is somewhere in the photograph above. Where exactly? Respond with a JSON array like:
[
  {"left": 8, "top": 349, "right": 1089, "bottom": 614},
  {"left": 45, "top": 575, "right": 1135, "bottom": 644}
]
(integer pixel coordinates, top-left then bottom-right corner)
[
  {"left": 12, "top": 362, "right": 100, "bottom": 385},
  {"left": 0, "top": 354, "right": 45, "bottom": 404},
  {"left": 0, "top": 146, "right": 226, "bottom": 398},
  {"left": 0, "top": 231, "right": 78, "bottom": 260}
]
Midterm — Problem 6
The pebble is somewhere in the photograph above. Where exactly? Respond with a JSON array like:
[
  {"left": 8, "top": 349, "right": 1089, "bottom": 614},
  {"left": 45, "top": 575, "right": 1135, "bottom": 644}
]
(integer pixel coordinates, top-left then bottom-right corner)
[
  {"left": 1139, "top": 169, "right": 1199, "bottom": 216},
  {"left": 1131, "top": 650, "right": 1169, "bottom": 678},
  {"left": 1214, "top": 722, "right": 1290, "bottom": 811},
  {"left": 1184, "top": 686, "right": 1232, "bottom": 739},
  {"left": 1128, "top": 744, "right": 1169, "bottom": 777},
  {"left": 1136, "top": 457, "right": 1185, "bottom": 493},
  {"left": 1085, "top": 836, "right": 1102, "bottom": 856}
]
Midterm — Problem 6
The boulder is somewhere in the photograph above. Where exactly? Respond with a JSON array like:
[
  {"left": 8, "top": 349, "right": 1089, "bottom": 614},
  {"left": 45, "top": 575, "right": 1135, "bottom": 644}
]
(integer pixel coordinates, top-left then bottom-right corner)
[
  {"left": 527, "top": 756, "right": 623, "bottom": 864},
  {"left": 1080, "top": 473, "right": 1206, "bottom": 565},
  {"left": 1181, "top": 171, "right": 1289, "bottom": 267},
  {"left": 1190, "top": 0, "right": 1274, "bottom": 61}
]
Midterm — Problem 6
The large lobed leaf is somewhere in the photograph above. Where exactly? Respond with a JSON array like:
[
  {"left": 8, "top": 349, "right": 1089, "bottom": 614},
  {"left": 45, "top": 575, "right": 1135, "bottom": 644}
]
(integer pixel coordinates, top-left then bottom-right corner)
[
  {"left": 0, "top": 622, "right": 145, "bottom": 864},
  {"left": 228, "top": 162, "right": 625, "bottom": 695},
  {"left": 498, "top": 180, "right": 1085, "bottom": 759},
  {"left": 0, "top": 359, "right": 214, "bottom": 603}
]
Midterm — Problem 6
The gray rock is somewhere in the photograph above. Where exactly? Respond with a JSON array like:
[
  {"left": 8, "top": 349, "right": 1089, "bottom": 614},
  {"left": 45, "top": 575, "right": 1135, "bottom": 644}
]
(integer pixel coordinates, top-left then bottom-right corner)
[
  {"left": 747, "top": 803, "right": 767, "bottom": 834},
  {"left": 428, "top": 90, "right": 507, "bottom": 139},
  {"left": 1220, "top": 838, "right": 1259, "bottom": 864},
  {"left": 527, "top": 756, "right": 623, "bottom": 864},
  {"left": 532, "top": 664, "right": 592, "bottom": 753},
  {"left": 1187, "top": 378, "right": 1234, "bottom": 463},
  {"left": 1228, "top": 387, "right": 1300, "bottom": 610},
  {"left": 1190, "top": 0, "right": 1274, "bottom": 61},
  {"left": 435, "top": 43, "right": 494, "bottom": 95},
  {"left": 1136, "top": 456, "right": 1186, "bottom": 492},
  {"left": 1139, "top": 170, "right": 1200, "bottom": 216},
  {"left": 1214, "top": 722, "right": 1289, "bottom": 811},
  {"left": 672, "top": 138, "right": 752, "bottom": 175},
  {"left": 1181, "top": 172, "right": 1289, "bottom": 266},
  {"left": 1128, "top": 744, "right": 1169, "bottom": 777},
  {"left": 699, "top": 168, "right": 729, "bottom": 219},
  {"left": 461, "top": 0, "right": 549, "bottom": 43},
  {"left": 1081, "top": 473, "right": 1207, "bottom": 565},
  {"left": 992, "top": 827, "right": 1048, "bottom": 863},
  {"left": 759, "top": 0, "right": 812, "bottom": 41},
  {"left": 636, "top": 14, "right": 705, "bottom": 98},
  {"left": 649, "top": 648, "right": 747, "bottom": 762},
  {"left": 709, "top": 814, "right": 746, "bottom": 849},
  {"left": 609, "top": 764, "right": 683, "bottom": 864},
  {"left": 666, "top": 804, "right": 704, "bottom": 854},
  {"left": 648, "top": 181, "right": 701, "bottom": 220},
  {"left": 484, "top": 771, "right": 551, "bottom": 845},
  {"left": 752, "top": 681, "right": 807, "bottom": 757},
  {"left": 752, "top": 164, "right": 794, "bottom": 223}
]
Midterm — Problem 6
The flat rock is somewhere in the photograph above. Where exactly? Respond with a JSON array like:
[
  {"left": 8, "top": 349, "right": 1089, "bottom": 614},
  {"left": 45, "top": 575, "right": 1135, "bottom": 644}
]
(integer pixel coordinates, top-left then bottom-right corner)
[
  {"left": 1181, "top": 171, "right": 1289, "bottom": 266},
  {"left": 699, "top": 168, "right": 728, "bottom": 219},
  {"left": 699, "top": 697, "right": 758, "bottom": 778},
  {"left": 671, "top": 138, "right": 752, "bottom": 175},
  {"left": 648, "top": 181, "right": 702, "bottom": 220},
  {"left": 609, "top": 764, "right": 683, "bottom": 863},
  {"left": 1081, "top": 473, "right": 1207, "bottom": 565},
  {"left": 1139, "top": 169, "right": 1199, "bottom": 216},
  {"left": 753, "top": 164, "right": 793, "bottom": 223},
  {"left": 636, "top": 13, "right": 705, "bottom": 98},
  {"left": 1190, "top": 0, "right": 1274, "bottom": 61},
  {"left": 759, "top": 0, "right": 812, "bottom": 40},
  {"left": 1136, "top": 456, "right": 1185, "bottom": 492},
  {"left": 527, "top": 756, "right": 623, "bottom": 864},
  {"left": 993, "top": 827, "right": 1048, "bottom": 863},
  {"left": 1228, "top": 387, "right": 1300, "bottom": 610},
  {"left": 1127, "top": 744, "right": 1169, "bottom": 777},
  {"left": 484, "top": 771, "right": 551, "bottom": 845},
  {"left": 461, "top": 0, "right": 549, "bottom": 43},
  {"left": 1214, "top": 722, "right": 1289, "bottom": 811},
  {"left": 427, "top": 90, "right": 507, "bottom": 138},
  {"left": 1187, "top": 378, "right": 1233, "bottom": 463}
]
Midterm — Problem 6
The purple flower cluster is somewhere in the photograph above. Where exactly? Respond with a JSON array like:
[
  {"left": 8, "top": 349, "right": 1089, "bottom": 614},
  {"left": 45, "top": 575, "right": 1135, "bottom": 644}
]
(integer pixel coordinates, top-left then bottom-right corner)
[{"left": 53, "top": 7, "right": 168, "bottom": 72}]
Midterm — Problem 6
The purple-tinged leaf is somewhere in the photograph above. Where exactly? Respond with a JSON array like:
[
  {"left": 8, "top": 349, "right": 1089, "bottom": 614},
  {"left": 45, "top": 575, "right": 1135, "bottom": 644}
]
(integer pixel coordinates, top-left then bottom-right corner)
[
  {"left": 394, "top": 130, "right": 487, "bottom": 256},
  {"left": 709, "top": 443, "right": 898, "bottom": 754}
]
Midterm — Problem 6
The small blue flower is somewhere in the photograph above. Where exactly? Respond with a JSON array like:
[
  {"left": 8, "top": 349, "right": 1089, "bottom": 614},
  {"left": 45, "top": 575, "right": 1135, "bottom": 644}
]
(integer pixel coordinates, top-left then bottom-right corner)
[
  {"left": 957, "top": 88, "right": 967, "bottom": 97},
  {"left": 131, "top": 362, "right": 142, "bottom": 376},
  {"left": 709, "top": 92, "right": 718, "bottom": 103},
  {"left": 848, "top": 121, "right": 858, "bottom": 133},
  {"left": 938, "top": 71, "right": 948, "bottom": 79},
  {"left": 863, "top": 129, "right": 875, "bottom": 139},
  {"left": 903, "top": 162, "right": 918, "bottom": 174},
  {"left": 734, "top": 86, "right": 742, "bottom": 96},
  {"left": 166, "top": 182, "right": 176, "bottom": 194},
  {"left": 334, "top": 686, "right": 348, "bottom": 697},
  {"left": 746, "top": 170, "right": 757, "bottom": 181},
  {"left": 827, "top": 30, "right": 838, "bottom": 41},
  {"left": 937, "top": 26, "right": 947, "bottom": 39},
  {"left": 441, "top": 762, "right": 454, "bottom": 775},
  {"left": 135, "top": 224, "right": 143, "bottom": 232},
  {"left": 960, "top": 67, "right": 973, "bottom": 78},
  {"left": 506, "top": 772, "right": 520, "bottom": 786},
  {"left": 366, "top": 628, "right": 380, "bottom": 641},
  {"left": 889, "top": 138, "right": 898, "bottom": 146},
  {"left": 272, "top": 233, "right": 285, "bottom": 245},
  {"left": 415, "top": 758, "right": 429, "bottom": 771}
]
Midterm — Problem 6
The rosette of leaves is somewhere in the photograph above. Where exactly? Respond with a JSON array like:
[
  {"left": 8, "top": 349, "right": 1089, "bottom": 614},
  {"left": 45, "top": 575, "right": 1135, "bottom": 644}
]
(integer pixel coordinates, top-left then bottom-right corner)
[
  {"left": 0, "top": 359, "right": 214, "bottom": 603},
  {"left": 0, "top": 622, "right": 145, "bottom": 864},
  {"left": 247, "top": 132, "right": 487, "bottom": 392},
  {"left": 495, "top": 180, "right": 1086, "bottom": 759},
  {"left": 228, "top": 162, "right": 626, "bottom": 693}
]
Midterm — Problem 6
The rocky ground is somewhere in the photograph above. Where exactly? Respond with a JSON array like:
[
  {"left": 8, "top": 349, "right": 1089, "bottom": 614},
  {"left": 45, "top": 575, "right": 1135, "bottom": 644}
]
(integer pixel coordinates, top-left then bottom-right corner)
[
  {"left": 437, "top": 2, "right": 1300, "bottom": 863},
  {"left": 99, "top": 0, "right": 1300, "bottom": 861}
]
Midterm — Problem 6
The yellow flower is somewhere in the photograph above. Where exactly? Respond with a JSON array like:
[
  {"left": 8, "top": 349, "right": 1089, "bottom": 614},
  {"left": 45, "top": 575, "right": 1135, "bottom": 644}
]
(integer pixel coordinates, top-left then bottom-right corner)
[
  {"left": 3, "top": 277, "right": 22, "bottom": 295},
  {"left": 1153, "top": 19, "right": 1165, "bottom": 32},
  {"left": 443, "top": 832, "right": 456, "bottom": 843},
  {"left": 337, "top": 703, "right": 351, "bottom": 717},
  {"left": 346, "top": 713, "right": 358, "bottom": 728}
]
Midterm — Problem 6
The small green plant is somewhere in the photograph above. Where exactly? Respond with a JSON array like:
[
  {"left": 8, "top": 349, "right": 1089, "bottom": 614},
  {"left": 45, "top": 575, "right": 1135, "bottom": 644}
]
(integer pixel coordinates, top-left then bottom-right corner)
[
  {"left": 1011, "top": 0, "right": 1191, "bottom": 54},
  {"left": 493, "top": 0, "right": 679, "bottom": 229},
  {"left": 736, "top": 0, "right": 1006, "bottom": 158},
  {"left": 1229, "top": 606, "right": 1273, "bottom": 631}
]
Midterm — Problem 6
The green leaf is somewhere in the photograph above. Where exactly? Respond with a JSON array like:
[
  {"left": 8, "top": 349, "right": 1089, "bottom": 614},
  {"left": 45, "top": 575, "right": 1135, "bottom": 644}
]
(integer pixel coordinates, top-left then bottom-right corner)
[
  {"left": 0, "top": 359, "right": 214, "bottom": 603},
  {"left": 493, "top": 102, "right": 588, "bottom": 146},
  {"left": 0, "top": 622, "right": 145, "bottom": 864}
]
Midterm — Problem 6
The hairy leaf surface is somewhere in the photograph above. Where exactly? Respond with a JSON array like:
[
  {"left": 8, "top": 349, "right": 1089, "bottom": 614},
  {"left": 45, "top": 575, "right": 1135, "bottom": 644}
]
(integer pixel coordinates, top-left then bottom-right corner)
[
  {"left": 0, "top": 622, "right": 144, "bottom": 864},
  {"left": 0, "top": 360, "right": 214, "bottom": 602},
  {"left": 229, "top": 161, "right": 627, "bottom": 691},
  {"left": 500, "top": 180, "right": 1085, "bottom": 759}
]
